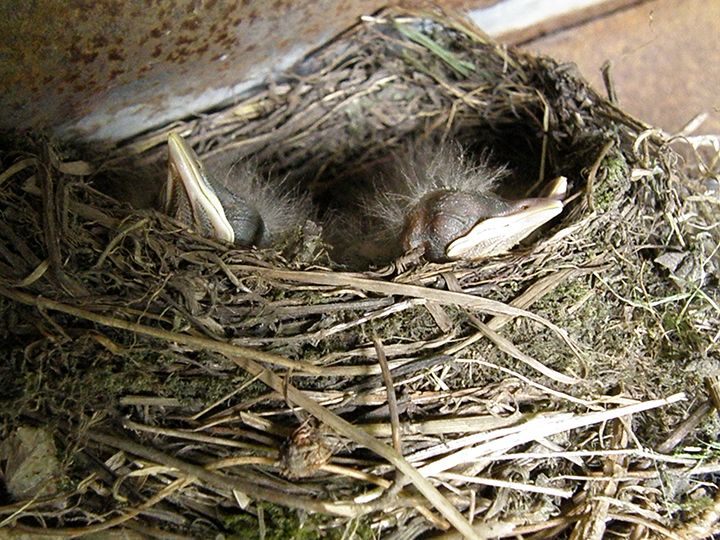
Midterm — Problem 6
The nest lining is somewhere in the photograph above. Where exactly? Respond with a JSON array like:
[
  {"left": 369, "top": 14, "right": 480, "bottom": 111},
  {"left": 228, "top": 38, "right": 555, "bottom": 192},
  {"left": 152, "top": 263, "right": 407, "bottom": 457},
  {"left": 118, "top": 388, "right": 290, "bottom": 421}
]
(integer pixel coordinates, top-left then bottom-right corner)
[{"left": 1, "top": 5, "right": 719, "bottom": 540}]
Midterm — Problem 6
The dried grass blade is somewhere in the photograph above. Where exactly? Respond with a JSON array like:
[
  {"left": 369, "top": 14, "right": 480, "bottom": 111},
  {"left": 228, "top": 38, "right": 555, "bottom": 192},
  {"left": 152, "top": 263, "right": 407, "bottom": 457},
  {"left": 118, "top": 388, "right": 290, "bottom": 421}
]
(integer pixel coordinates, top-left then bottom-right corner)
[
  {"left": 418, "top": 393, "right": 686, "bottom": 479},
  {"left": 228, "top": 354, "right": 483, "bottom": 540},
  {"left": 394, "top": 22, "right": 475, "bottom": 77},
  {"left": 0, "top": 286, "right": 385, "bottom": 377},
  {"left": 473, "top": 319, "right": 578, "bottom": 384},
  {"left": 238, "top": 266, "right": 583, "bottom": 360}
]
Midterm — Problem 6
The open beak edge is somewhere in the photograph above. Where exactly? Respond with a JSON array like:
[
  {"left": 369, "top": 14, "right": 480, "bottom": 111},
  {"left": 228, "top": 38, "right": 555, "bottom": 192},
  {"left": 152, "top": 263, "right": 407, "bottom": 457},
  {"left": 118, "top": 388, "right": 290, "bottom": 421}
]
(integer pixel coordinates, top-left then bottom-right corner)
[
  {"left": 167, "top": 132, "right": 235, "bottom": 244},
  {"left": 446, "top": 198, "right": 564, "bottom": 260}
]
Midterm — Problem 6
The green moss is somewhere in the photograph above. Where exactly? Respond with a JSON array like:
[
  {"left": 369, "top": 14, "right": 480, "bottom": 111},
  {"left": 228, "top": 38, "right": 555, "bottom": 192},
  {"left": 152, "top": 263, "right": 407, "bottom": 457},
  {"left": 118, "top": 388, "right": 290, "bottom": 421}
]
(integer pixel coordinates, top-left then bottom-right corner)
[
  {"left": 594, "top": 150, "right": 630, "bottom": 212},
  {"left": 222, "top": 504, "right": 373, "bottom": 540},
  {"left": 672, "top": 495, "right": 715, "bottom": 524},
  {"left": 0, "top": 331, "right": 266, "bottom": 425},
  {"left": 660, "top": 307, "right": 706, "bottom": 359}
]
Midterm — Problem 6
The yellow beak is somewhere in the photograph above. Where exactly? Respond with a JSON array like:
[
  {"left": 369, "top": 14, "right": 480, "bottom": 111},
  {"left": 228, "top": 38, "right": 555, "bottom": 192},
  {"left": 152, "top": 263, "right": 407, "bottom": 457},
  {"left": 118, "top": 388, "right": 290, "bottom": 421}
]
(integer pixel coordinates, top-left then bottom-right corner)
[
  {"left": 164, "top": 132, "right": 237, "bottom": 244},
  {"left": 445, "top": 197, "right": 564, "bottom": 260}
]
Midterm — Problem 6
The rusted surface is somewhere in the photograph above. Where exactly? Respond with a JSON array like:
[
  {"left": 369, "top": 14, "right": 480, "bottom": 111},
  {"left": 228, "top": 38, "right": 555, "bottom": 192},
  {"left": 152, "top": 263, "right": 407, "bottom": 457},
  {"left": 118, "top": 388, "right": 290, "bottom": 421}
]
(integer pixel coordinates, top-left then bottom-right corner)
[
  {"left": 1, "top": 0, "right": 397, "bottom": 142},
  {"left": 3, "top": 0, "right": 654, "bottom": 143}
]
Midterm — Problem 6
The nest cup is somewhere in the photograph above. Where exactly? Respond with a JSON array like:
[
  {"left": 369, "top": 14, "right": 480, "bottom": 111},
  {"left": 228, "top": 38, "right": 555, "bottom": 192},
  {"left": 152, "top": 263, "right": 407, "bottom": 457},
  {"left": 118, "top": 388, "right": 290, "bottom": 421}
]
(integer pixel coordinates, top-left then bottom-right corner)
[{"left": 2, "top": 5, "right": 718, "bottom": 540}]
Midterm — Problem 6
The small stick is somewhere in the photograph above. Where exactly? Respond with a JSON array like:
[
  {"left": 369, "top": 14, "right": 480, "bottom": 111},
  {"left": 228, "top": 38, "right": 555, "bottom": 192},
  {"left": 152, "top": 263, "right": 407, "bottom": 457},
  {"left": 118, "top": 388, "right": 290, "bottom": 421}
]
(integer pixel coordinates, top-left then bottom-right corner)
[
  {"left": 374, "top": 336, "right": 402, "bottom": 454},
  {"left": 601, "top": 60, "right": 618, "bottom": 105},
  {"left": 37, "top": 145, "right": 87, "bottom": 297}
]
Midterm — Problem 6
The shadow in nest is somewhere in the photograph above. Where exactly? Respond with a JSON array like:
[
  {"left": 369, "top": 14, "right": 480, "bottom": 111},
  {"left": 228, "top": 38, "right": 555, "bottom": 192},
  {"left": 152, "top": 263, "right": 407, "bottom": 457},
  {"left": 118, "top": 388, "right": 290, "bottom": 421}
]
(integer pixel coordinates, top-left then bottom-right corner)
[{"left": 312, "top": 116, "right": 603, "bottom": 270}]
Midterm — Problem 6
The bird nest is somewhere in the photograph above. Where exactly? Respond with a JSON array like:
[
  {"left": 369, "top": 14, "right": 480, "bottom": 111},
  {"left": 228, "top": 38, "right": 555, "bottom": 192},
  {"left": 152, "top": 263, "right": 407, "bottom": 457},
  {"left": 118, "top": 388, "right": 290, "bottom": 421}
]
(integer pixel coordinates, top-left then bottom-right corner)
[{"left": 1, "top": 5, "right": 719, "bottom": 539}]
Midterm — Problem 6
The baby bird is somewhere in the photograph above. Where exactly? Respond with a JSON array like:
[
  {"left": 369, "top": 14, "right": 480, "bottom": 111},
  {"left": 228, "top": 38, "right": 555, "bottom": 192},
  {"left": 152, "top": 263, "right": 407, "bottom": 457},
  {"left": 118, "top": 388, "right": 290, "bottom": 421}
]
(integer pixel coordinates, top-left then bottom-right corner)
[
  {"left": 337, "top": 142, "right": 566, "bottom": 266},
  {"left": 162, "top": 133, "right": 311, "bottom": 247},
  {"left": 164, "top": 134, "right": 565, "bottom": 267}
]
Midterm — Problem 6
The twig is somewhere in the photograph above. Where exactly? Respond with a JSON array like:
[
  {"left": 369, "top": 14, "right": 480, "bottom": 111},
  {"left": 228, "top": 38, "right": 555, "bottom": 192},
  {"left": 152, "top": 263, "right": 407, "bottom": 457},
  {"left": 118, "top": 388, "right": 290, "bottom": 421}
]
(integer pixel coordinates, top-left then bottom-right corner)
[
  {"left": 12, "top": 477, "right": 191, "bottom": 537},
  {"left": 469, "top": 316, "right": 578, "bottom": 385},
  {"left": 375, "top": 336, "right": 402, "bottom": 454},
  {"left": 86, "top": 430, "right": 351, "bottom": 516},
  {"left": 37, "top": 146, "right": 86, "bottom": 297}
]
